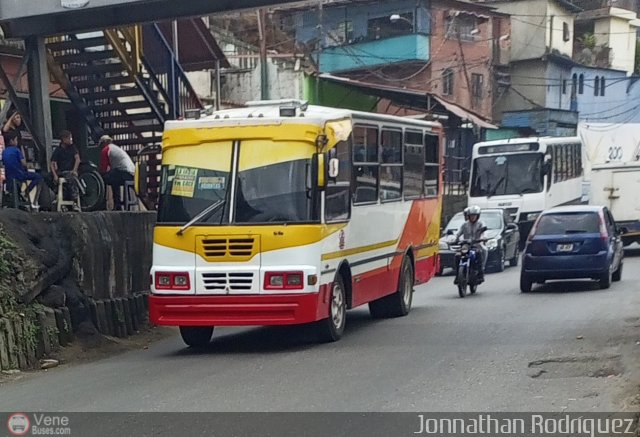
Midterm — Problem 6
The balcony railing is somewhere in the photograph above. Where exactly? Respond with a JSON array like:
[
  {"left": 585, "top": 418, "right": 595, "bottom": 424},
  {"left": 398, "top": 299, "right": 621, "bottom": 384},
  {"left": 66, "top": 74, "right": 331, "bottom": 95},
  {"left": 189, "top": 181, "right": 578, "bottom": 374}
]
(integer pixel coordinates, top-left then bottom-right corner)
[{"left": 318, "top": 33, "right": 429, "bottom": 73}]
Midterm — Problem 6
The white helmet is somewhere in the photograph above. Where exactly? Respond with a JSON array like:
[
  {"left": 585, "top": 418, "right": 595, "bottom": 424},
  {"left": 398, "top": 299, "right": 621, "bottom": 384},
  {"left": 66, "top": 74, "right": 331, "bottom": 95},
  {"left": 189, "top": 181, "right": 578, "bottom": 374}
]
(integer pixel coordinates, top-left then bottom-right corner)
[{"left": 467, "top": 205, "right": 481, "bottom": 217}]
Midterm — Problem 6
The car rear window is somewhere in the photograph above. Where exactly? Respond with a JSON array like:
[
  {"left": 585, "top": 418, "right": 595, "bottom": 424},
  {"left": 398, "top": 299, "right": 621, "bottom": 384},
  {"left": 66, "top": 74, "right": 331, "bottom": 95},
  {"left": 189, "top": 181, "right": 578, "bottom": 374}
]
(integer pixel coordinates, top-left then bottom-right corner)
[{"left": 535, "top": 212, "right": 600, "bottom": 235}]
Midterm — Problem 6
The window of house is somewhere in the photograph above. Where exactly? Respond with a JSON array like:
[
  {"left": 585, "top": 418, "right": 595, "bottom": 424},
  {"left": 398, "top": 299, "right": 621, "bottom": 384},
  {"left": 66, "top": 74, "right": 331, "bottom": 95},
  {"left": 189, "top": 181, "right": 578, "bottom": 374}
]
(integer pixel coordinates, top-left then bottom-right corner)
[
  {"left": 594, "top": 76, "right": 600, "bottom": 96},
  {"left": 367, "top": 13, "right": 413, "bottom": 40},
  {"left": 571, "top": 73, "right": 577, "bottom": 98},
  {"left": 578, "top": 74, "right": 584, "bottom": 95},
  {"left": 446, "top": 15, "right": 477, "bottom": 41},
  {"left": 472, "top": 73, "right": 484, "bottom": 104},
  {"left": 424, "top": 134, "right": 440, "bottom": 196},
  {"left": 325, "top": 140, "right": 352, "bottom": 222},
  {"left": 600, "top": 77, "right": 605, "bottom": 96},
  {"left": 562, "top": 79, "right": 567, "bottom": 94},
  {"left": 442, "top": 69, "right": 454, "bottom": 96},
  {"left": 563, "top": 22, "right": 570, "bottom": 42},
  {"left": 403, "top": 130, "right": 424, "bottom": 199},
  {"left": 329, "top": 20, "right": 354, "bottom": 46}
]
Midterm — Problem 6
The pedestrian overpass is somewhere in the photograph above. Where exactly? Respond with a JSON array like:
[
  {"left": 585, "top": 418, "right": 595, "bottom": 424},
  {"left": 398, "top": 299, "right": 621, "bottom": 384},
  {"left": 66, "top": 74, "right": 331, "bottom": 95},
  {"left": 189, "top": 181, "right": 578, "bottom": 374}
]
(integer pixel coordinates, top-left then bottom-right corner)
[
  {"left": 0, "top": 0, "right": 296, "bottom": 37},
  {"left": 0, "top": 0, "right": 297, "bottom": 207}
]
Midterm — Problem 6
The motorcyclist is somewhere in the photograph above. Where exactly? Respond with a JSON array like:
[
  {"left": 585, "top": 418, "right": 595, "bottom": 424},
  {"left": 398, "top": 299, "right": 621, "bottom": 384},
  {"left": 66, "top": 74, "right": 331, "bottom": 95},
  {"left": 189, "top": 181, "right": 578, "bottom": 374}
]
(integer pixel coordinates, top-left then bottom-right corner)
[{"left": 453, "top": 205, "right": 487, "bottom": 284}]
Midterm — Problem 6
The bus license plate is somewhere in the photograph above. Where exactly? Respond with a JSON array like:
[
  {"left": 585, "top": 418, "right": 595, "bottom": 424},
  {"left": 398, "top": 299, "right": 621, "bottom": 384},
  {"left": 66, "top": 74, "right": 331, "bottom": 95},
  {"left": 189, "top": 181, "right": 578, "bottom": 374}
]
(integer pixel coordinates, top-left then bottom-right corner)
[{"left": 557, "top": 244, "right": 573, "bottom": 252}]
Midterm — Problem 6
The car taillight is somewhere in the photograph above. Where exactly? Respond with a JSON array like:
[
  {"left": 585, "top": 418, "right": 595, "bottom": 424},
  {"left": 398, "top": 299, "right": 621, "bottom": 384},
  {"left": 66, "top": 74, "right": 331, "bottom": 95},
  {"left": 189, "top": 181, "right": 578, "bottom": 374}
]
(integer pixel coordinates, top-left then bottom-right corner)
[
  {"left": 264, "top": 271, "right": 304, "bottom": 290},
  {"left": 598, "top": 211, "right": 608, "bottom": 242},
  {"left": 154, "top": 272, "right": 191, "bottom": 290}
]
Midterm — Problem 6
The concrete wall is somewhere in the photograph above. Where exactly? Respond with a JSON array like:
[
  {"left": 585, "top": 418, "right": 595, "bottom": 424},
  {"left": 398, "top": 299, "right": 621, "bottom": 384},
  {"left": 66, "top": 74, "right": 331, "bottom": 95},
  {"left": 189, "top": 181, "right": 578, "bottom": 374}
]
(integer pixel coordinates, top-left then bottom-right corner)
[
  {"left": 569, "top": 66, "right": 628, "bottom": 120},
  {"left": 547, "top": 1, "right": 575, "bottom": 58},
  {"left": 546, "top": 61, "right": 572, "bottom": 110},
  {"left": 221, "top": 59, "right": 304, "bottom": 103},
  {"left": 62, "top": 212, "right": 155, "bottom": 300},
  {"left": 607, "top": 13, "right": 637, "bottom": 74},
  {"left": 492, "top": 0, "right": 548, "bottom": 61},
  {"left": 495, "top": 60, "right": 548, "bottom": 117}
]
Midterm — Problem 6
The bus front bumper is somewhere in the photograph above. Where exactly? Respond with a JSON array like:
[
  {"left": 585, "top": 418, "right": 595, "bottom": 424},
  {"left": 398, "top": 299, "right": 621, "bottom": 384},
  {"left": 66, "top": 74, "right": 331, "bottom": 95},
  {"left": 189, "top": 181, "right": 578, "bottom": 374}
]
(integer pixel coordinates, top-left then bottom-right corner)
[{"left": 149, "top": 290, "right": 329, "bottom": 326}]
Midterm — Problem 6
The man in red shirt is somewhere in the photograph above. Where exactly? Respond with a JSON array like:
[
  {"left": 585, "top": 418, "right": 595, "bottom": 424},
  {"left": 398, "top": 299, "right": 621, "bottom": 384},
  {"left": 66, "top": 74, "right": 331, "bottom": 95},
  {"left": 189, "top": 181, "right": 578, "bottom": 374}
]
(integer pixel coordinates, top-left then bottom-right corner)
[{"left": 99, "top": 135, "right": 135, "bottom": 210}]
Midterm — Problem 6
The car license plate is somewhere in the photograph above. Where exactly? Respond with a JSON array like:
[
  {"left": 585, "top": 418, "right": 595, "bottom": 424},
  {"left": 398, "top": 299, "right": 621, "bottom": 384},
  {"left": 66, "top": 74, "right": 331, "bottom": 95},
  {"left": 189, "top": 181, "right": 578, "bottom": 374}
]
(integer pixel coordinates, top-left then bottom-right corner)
[{"left": 557, "top": 244, "right": 573, "bottom": 252}]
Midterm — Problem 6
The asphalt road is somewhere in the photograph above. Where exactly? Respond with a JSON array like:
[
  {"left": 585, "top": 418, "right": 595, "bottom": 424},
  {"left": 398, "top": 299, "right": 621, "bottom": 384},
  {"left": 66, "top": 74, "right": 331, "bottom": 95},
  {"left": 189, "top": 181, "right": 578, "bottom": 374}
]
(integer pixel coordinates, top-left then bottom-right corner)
[{"left": 2, "top": 250, "right": 640, "bottom": 414}]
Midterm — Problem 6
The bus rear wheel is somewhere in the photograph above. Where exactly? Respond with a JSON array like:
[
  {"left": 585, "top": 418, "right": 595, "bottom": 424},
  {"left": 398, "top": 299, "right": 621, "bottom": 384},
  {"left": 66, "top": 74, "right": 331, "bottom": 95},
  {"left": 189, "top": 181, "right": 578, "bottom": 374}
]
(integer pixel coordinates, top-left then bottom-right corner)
[
  {"left": 316, "top": 275, "right": 347, "bottom": 343},
  {"left": 369, "top": 256, "right": 414, "bottom": 318},
  {"left": 179, "top": 326, "right": 214, "bottom": 348}
]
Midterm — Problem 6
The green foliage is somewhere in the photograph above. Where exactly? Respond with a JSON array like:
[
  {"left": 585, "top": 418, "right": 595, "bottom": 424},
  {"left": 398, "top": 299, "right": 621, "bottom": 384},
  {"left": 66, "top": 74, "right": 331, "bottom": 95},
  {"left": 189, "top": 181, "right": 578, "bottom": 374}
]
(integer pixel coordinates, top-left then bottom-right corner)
[
  {"left": 578, "top": 33, "right": 597, "bottom": 50},
  {"left": 635, "top": 40, "right": 640, "bottom": 75}
]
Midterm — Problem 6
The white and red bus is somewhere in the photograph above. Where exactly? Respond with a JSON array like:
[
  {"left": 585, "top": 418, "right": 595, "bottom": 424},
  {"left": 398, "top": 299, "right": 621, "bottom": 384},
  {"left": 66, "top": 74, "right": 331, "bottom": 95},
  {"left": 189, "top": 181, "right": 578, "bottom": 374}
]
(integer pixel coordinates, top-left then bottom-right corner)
[{"left": 147, "top": 100, "right": 444, "bottom": 346}]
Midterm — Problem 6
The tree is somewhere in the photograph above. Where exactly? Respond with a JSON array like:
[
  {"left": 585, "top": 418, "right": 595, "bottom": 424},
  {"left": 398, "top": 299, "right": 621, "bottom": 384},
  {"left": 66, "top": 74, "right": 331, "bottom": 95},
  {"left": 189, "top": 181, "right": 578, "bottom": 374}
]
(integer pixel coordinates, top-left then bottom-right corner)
[{"left": 635, "top": 39, "right": 640, "bottom": 75}]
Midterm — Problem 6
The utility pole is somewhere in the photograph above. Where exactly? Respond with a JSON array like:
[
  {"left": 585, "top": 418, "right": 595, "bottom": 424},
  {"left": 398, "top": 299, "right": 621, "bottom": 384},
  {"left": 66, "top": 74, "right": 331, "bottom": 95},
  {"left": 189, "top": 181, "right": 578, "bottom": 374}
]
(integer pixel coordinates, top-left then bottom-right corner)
[
  {"left": 315, "top": 0, "right": 324, "bottom": 103},
  {"left": 258, "top": 8, "right": 269, "bottom": 100}
]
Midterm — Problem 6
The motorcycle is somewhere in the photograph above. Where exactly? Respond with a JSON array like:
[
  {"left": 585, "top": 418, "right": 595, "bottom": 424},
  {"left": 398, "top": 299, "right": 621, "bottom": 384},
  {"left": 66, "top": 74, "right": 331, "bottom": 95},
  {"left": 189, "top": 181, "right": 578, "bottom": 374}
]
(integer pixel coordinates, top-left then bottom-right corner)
[{"left": 455, "top": 231, "right": 487, "bottom": 298}]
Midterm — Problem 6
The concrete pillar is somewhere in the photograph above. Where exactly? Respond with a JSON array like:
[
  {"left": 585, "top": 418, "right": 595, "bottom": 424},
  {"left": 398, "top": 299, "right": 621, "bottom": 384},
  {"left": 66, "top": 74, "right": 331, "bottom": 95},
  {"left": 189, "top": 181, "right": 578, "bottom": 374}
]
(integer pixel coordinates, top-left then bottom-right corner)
[{"left": 26, "top": 36, "right": 54, "bottom": 170}]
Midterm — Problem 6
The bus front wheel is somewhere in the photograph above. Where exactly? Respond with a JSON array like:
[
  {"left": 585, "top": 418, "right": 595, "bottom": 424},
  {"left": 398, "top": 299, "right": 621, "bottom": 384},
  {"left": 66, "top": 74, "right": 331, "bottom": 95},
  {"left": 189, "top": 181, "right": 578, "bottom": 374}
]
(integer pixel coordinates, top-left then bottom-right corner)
[
  {"left": 316, "top": 275, "right": 347, "bottom": 343},
  {"left": 180, "top": 326, "right": 214, "bottom": 348}
]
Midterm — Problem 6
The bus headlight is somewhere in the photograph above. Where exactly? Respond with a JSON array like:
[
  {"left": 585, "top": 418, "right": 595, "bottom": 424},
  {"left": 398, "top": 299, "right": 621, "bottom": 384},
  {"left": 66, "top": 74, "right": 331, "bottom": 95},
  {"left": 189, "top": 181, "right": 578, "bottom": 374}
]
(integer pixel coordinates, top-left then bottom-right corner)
[
  {"left": 439, "top": 241, "right": 449, "bottom": 250},
  {"left": 486, "top": 238, "right": 499, "bottom": 250},
  {"left": 527, "top": 212, "right": 541, "bottom": 221}
]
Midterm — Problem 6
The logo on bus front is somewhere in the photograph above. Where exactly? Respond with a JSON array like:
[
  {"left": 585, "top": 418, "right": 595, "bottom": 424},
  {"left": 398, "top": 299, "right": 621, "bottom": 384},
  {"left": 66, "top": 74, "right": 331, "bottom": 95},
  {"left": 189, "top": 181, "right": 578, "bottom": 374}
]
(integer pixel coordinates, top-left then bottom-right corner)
[
  {"left": 61, "top": 0, "right": 90, "bottom": 9},
  {"left": 339, "top": 230, "right": 345, "bottom": 250}
]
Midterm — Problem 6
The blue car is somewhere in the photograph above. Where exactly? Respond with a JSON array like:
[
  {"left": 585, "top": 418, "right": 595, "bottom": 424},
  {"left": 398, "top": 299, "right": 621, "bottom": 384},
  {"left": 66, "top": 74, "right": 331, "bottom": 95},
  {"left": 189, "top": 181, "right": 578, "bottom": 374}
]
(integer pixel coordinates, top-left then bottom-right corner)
[{"left": 520, "top": 205, "right": 625, "bottom": 292}]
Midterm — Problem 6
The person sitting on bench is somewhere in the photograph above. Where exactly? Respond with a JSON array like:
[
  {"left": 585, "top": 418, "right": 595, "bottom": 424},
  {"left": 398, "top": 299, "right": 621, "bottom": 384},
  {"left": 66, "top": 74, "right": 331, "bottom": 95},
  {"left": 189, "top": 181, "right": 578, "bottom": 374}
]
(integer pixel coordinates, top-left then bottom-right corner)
[
  {"left": 50, "top": 130, "right": 81, "bottom": 210},
  {"left": 1, "top": 130, "right": 43, "bottom": 206},
  {"left": 98, "top": 135, "right": 135, "bottom": 210}
]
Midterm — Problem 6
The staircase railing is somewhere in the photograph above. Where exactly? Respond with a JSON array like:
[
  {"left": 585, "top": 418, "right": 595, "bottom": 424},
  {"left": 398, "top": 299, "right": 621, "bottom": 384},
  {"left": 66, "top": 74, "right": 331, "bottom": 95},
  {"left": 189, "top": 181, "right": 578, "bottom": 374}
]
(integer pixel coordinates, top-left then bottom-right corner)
[
  {"left": 141, "top": 23, "right": 204, "bottom": 118},
  {"left": 104, "top": 26, "right": 142, "bottom": 76}
]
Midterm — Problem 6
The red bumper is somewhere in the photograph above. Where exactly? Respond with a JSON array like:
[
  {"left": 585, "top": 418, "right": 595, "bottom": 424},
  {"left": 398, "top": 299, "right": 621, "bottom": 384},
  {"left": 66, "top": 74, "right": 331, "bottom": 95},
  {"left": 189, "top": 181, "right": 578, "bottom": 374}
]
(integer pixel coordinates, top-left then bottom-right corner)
[{"left": 149, "top": 291, "right": 328, "bottom": 326}]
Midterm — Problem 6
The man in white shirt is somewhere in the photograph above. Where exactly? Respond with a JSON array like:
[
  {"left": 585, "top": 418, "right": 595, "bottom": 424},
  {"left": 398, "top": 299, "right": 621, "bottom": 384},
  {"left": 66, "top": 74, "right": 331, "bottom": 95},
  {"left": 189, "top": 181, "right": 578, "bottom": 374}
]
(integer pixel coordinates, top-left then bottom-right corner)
[{"left": 98, "top": 135, "right": 135, "bottom": 210}]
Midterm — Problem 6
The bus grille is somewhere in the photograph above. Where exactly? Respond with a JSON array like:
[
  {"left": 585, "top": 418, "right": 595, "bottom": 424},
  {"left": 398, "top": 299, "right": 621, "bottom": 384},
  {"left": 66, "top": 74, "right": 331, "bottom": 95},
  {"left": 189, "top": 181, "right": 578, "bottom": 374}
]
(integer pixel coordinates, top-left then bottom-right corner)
[
  {"left": 198, "top": 236, "right": 257, "bottom": 261},
  {"left": 202, "top": 272, "right": 255, "bottom": 292}
]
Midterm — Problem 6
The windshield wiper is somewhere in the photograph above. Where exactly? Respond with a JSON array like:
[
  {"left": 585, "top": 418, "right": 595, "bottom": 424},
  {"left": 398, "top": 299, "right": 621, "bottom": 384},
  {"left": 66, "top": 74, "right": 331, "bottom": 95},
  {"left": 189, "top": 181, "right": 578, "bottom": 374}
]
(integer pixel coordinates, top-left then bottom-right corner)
[
  {"left": 176, "top": 199, "right": 226, "bottom": 236},
  {"left": 565, "top": 229, "right": 588, "bottom": 234},
  {"left": 487, "top": 176, "right": 505, "bottom": 198}
]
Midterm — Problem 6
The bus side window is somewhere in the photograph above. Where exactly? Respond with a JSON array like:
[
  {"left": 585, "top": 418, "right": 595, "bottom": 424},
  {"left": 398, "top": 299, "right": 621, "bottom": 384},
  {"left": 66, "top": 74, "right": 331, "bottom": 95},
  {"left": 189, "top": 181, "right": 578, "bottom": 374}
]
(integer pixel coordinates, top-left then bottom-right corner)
[
  {"left": 403, "top": 130, "right": 424, "bottom": 199},
  {"left": 326, "top": 139, "right": 352, "bottom": 222},
  {"left": 353, "top": 125, "right": 379, "bottom": 204},
  {"left": 424, "top": 134, "right": 439, "bottom": 197},
  {"left": 380, "top": 129, "right": 403, "bottom": 202}
]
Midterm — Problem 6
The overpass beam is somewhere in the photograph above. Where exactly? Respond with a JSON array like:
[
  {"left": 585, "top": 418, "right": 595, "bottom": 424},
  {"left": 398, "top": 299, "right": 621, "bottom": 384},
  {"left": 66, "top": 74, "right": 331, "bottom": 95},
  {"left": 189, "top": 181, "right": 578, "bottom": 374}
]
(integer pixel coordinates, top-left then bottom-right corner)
[{"left": 26, "top": 36, "right": 54, "bottom": 169}]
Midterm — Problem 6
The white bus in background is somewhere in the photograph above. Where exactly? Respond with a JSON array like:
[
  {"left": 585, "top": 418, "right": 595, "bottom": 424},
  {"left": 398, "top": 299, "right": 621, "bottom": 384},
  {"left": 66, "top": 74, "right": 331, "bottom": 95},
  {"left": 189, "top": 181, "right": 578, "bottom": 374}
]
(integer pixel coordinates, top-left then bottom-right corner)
[{"left": 468, "top": 137, "right": 584, "bottom": 247}]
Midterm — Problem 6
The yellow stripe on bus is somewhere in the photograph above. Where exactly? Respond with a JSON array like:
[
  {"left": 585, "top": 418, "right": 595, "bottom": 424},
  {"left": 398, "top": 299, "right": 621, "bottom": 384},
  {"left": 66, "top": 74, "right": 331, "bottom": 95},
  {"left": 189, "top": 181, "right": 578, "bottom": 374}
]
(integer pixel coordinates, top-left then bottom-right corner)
[
  {"left": 155, "top": 223, "right": 346, "bottom": 259},
  {"left": 321, "top": 239, "right": 398, "bottom": 261}
]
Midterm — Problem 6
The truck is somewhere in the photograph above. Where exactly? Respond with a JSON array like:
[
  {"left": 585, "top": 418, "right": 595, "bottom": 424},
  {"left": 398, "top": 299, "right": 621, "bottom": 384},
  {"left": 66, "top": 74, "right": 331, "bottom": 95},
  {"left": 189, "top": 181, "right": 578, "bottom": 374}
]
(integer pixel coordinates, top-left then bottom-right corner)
[{"left": 588, "top": 161, "right": 640, "bottom": 247}]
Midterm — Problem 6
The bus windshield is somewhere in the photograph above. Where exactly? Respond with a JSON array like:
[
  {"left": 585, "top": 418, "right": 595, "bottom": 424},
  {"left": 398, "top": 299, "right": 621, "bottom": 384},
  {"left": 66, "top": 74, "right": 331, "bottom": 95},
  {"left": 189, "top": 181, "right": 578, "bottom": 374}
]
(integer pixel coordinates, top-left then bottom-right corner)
[
  {"left": 470, "top": 153, "right": 543, "bottom": 197},
  {"left": 157, "top": 140, "right": 317, "bottom": 224}
]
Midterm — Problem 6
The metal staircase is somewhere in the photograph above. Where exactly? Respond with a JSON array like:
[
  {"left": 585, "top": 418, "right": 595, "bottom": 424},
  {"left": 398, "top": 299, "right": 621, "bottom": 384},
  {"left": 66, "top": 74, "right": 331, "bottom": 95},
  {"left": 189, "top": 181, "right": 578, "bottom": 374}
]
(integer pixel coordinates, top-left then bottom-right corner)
[{"left": 46, "top": 24, "right": 204, "bottom": 205}]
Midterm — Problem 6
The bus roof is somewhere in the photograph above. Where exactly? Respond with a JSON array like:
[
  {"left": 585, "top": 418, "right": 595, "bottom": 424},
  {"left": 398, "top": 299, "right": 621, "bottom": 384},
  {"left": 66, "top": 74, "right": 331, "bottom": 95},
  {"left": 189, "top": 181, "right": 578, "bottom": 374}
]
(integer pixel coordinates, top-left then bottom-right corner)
[
  {"left": 473, "top": 136, "right": 581, "bottom": 149},
  {"left": 164, "top": 100, "right": 442, "bottom": 132}
]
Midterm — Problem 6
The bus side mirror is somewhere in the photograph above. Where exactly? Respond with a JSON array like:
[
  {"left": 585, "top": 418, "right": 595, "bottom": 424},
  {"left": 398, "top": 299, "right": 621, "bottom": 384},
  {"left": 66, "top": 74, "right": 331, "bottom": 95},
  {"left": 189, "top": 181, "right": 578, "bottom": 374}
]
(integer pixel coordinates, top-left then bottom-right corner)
[
  {"left": 134, "top": 162, "right": 148, "bottom": 196},
  {"left": 311, "top": 153, "right": 327, "bottom": 190}
]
